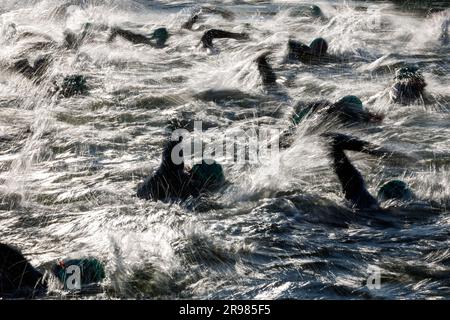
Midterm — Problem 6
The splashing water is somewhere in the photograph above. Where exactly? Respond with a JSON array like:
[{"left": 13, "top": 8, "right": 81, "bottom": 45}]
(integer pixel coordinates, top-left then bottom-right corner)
[{"left": 0, "top": 0, "right": 449, "bottom": 299}]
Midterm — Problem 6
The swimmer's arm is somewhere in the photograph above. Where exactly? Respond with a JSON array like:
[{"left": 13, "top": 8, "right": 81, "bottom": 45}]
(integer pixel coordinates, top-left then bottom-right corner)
[
  {"left": 322, "top": 133, "right": 390, "bottom": 158},
  {"left": 201, "top": 29, "right": 249, "bottom": 48},
  {"left": 329, "top": 145, "right": 379, "bottom": 210},
  {"left": 108, "top": 28, "right": 152, "bottom": 45},
  {"left": 256, "top": 52, "right": 277, "bottom": 86},
  {"left": 201, "top": 7, "right": 235, "bottom": 20}
]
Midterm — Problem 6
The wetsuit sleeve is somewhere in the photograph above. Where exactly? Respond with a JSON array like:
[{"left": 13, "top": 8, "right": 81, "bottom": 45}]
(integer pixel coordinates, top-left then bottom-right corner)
[
  {"left": 201, "top": 29, "right": 249, "bottom": 48},
  {"left": 324, "top": 134, "right": 379, "bottom": 210},
  {"left": 287, "top": 40, "right": 310, "bottom": 60},
  {"left": 108, "top": 28, "right": 151, "bottom": 45},
  {"left": 323, "top": 133, "right": 389, "bottom": 158},
  {"left": 256, "top": 53, "right": 277, "bottom": 87}
]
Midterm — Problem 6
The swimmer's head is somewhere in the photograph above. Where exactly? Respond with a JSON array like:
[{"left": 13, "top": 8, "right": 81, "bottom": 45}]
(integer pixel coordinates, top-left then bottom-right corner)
[
  {"left": 309, "top": 38, "right": 328, "bottom": 56},
  {"left": 152, "top": 27, "right": 169, "bottom": 48},
  {"left": 310, "top": 5, "right": 324, "bottom": 18},
  {"left": 336, "top": 95, "right": 364, "bottom": 110},
  {"left": 392, "top": 66, "right": 427, "bottom": 102},
  {"left": 60, "top": 74, "right": 88, "bottom": 97},
  {"left": 378, "top": 180, "right": 413, "bottom": 202},
  {"left": 191, "top": 160, "right": 225, "bottom": 190},
  {"left": 395, "top": 66, "right": 421, "bottom": 81}
]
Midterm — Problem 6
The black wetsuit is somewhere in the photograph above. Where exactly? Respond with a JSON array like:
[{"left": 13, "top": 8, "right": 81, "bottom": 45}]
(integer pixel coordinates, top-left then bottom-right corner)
[
  {"left": 108, "top": 28, "right": 153, "bottom": 45},
  {"left": 287, "top": 39, "right": 329, "bottom": 64},
  {"left": 323, "top": 133, "right": 388, "bottom": 210},
  {"left": 295, "top": 99, "right": 381, "bottom": 126},
  {"left": 390, "top": 75, "right": 427, "bottom": 105},
  {"left": 0, "top": 243, "right": 47, "bottom": 298},
  {"left": 201, "top": 29, "right": 249, "bottom": 49},
  {"left": 137, "top": 138, "right": 198, "bottom": 201},
  {"left": 256, "top": 52, "right": 277, "bottom": 88},
  {"left": 12, "top": 56, "right": 50, "bottom": 81},
  {"left": 182, "top": 7, "right": 235, "bottom": 30}
]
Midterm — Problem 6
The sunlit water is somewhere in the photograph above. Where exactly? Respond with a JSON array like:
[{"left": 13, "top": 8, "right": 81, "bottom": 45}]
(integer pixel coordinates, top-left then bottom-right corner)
[{"left": 0, "top": 0, "right": 449, "bottom": 299}]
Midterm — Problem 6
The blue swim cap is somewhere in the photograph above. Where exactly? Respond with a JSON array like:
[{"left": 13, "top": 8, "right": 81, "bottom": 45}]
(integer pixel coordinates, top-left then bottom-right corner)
[
  {"left": 336, "top": 95, "right": 364, "bottom": 110},
  {"left": 309, "top": 38, "right": 328, "bottom": 55},
  {"left": 53, "top": 258, "right": 106, "bottom": 289},
  {"left": 378, "top": 180, "right": 413, "bottom": 202},
  {"left": 191, "top": 160, "right": 225, "bottom": 189},
  {"left": 152, "top": 27, "right": 169, "bottom": 47}
]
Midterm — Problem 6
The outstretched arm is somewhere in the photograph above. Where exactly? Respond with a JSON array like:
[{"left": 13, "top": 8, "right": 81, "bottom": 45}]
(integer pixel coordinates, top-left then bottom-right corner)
[
  {"left": 201, "top": 29, "right": 249, "bottom": 49},
  {"left": 108, "top": 28, "right": 151, "bottom": 45},
  {"left": 322, "top": 133, "right": 390, "bottom": 158},
  {"left": 322, "top": 133, "right": 379, "bottom": 210}
]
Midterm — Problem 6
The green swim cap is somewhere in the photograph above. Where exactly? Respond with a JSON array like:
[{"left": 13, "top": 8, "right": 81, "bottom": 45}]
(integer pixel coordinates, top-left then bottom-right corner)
[
  {"left": 53, "top": 258, "right": 106, "bottom": 289},
  {"left": 378, "top": 180, "right": 413, "bottom": 202},
  {"left": 336, "top": 95, "right": 364, "bottom": 110},
  {"left": 292, "top": 104, "right": 315, "bottom": 125},
  {"left": 191, "top": 160, "right": 225, "bottom": 189},
  {"left": 152, "top": 27, "right": 169, "bottom": 47}
]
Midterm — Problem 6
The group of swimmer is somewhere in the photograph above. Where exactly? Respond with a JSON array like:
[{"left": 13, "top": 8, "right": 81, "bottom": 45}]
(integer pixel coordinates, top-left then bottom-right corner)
[{"left": 1, "top": 3, "right": 448, "bottom": 299}]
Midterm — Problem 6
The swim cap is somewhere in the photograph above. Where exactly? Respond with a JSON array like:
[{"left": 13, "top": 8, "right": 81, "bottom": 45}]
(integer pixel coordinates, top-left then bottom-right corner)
[
  {"left": 61, "top": 74, "right": 88, "bottom": 97},
  {"left": 378, "top": 180, "right": 413, "bottom": 202},
  {"left": 395, "top": 66, "right": 420, "bottom": 81},
  {"left": 310, "top": 5, "right": 324, "bottom": 18},
  {"left": 336, "top": 95, "right": 364, "bottom": 110},
  {"left": 53, "top": 258, "right": 106, "bottom": 289},
  {"left": 152, "top": 27, "right": 169, "bottom": 47},
  {"left": 292, "top": 104, "right": 315, "bottom": 125},
  {"left": 309, "top": 38, "right": 328, "bottom": 56},
  {"left": 191, "top": 160, "right": 225, "bottom": 189}
]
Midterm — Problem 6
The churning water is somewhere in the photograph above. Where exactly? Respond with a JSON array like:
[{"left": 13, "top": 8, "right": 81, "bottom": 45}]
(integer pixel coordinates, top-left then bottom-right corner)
[{"left": 0, "top": 0, "right": 449, "bottom": 299}]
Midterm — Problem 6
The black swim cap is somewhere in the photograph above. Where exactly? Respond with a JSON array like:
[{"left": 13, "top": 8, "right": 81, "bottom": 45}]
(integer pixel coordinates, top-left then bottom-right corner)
[
  {"left": 378, "top": 180, "right": 413, "bottom": 202},
  {"left": 309, "top": 38, "right": 328, "bottom": 56}
]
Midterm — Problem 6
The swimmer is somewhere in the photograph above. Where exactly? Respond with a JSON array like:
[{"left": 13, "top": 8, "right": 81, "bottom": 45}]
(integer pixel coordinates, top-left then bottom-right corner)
[
  {"left": 292, "top": 95, "right": 384, "bottom": 127},
  {"left": 389, "top": 66, "right": 427, "bottom": 105},
  {"left": 108, "top": 27, "right": 169, "bottom": 48},
  {"left": 287, "top": 37, "right": 329, "bottom": 64},
  {"left": 322, "top": 133, "right": 414, "bottom": 210},
  {"left": 137, "top": 136, "right": 225, "bottom": 202}
]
